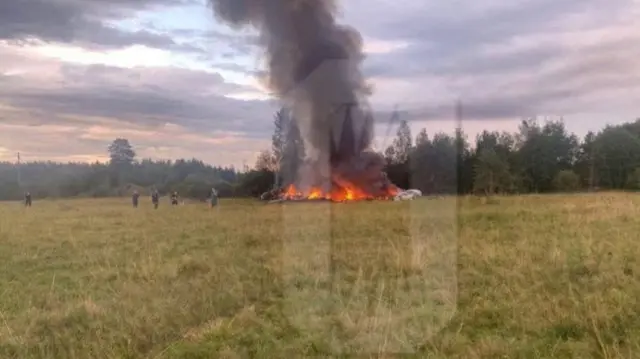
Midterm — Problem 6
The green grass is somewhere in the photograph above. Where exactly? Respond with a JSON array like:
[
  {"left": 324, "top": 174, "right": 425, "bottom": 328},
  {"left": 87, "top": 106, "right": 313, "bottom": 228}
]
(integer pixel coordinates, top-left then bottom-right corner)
[{"left": 0, "top": 193, "right": 639, "bottom": 358}]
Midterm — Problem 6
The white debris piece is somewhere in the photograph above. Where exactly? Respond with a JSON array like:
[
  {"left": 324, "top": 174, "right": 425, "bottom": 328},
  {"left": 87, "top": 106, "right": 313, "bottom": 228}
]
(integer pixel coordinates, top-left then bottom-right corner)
[{"left": 393, "top": 189, "right": 422, "bottom": 201}]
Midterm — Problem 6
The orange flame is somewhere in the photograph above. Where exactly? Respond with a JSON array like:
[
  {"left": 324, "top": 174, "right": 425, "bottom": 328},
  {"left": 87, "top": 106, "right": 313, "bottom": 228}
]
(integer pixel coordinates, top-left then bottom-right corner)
[
  {"left": 281, "top": 183, "right": 398, "bottom": 202},
  {"left": 307, "top": 188, "right": 322, "bottom": 199}
]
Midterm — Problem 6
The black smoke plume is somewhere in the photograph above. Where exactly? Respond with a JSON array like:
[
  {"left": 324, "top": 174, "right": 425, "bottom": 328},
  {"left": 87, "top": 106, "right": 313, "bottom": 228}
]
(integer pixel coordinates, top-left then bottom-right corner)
[{"left": 208, "top": 0, "right": 377, "bottom": 193}]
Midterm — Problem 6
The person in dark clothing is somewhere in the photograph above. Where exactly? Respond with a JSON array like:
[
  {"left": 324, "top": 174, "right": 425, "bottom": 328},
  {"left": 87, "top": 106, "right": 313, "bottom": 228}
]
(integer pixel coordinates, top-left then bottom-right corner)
[
  {"left": 151, "top": 190, "right": 159, "bottom": 209},
  {"left": 132, "top": 190, "right": 140, "bottom": 208},
  {"left": 170, "top": 191, "right": 179, "bottom": 206},
  {"left": 24, "top": 192, "right": 32, "bottom": 207}
]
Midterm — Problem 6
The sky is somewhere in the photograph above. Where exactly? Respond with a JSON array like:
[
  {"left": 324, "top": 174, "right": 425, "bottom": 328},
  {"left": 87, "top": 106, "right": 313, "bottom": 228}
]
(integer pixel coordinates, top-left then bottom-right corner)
[{"left": 1, "top": 0, "right": 639, "bottom": 168}]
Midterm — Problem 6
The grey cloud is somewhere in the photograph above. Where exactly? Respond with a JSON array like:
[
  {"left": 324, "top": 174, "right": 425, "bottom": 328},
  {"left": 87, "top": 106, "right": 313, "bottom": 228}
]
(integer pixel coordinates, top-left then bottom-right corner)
[
  {"left": 7, "top": 89, "right": 267, "bottom": 132},
  {"left": 396, "top": 88, "right": 579, "bottom": 121},
  {"left": 357, "top": 0, "right": 631, "bottom": 77},
  {"left": 363, "top": 43, "right": 565, "bottom": 79},
  {"left": 374, "top": 69, "right": 640, "bottom": 125},
  {"left": 0, "top": 63, "right": 278, "bottom": 138},
  {"left": 3, "top": 0, "right": 640, "bottom": 143},
  {"left": 345, "top": 0, "right": 640, "bottom": 123},
  {"left": 366, "top": 32, "right": 640, "bottom": 123},
  {"left": 349, "top": 0, "right": 629, "bottom": 46},
  {"left": 197, "top": 29, "right": 259, "bottom": 52},
  {"left": 187, "top": 29, "right": 260, "bottom": 67},
  {"left": 0, "top": 0, "right": 203, "bottom": 51},
  {"left": 208, "top": 62, "right": 254, "bottom": 73}
]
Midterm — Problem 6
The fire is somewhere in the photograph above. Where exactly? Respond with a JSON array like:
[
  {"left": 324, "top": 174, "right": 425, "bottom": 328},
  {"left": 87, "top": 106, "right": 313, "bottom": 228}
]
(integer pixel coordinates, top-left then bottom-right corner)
[
  {"left": 308, "top": 188, "right": 323, "bottom": 199},
  {"left": 281, "top": 183, "right": 398, "bottom": 202},
  {"left": 345, "top": 188, "right": 354, "bottom": 201},
  {"left": 284, "top": 184, "right": 298, "bottom": 198}
]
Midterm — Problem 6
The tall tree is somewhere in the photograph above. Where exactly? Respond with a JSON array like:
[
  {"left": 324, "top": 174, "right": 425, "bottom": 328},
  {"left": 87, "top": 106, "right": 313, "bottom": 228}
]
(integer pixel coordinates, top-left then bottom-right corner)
[
  {"left": 416, "top": 128, "right": 429, "bottom": 146},
  {"left": 280, "top": 115, "right": 305, "bottom": 187},
  {"left": 107, "top": 138, "right": 136, "bottom": 187},
  {"left": 591, "top": 125, "right": 640, "bottom": 189},
  {"left": 515, "top": 119, "right": 578, "bottom": 192},
  {"left": 474, "top": 130, "right": 519, "bottom": 191},
  {"left": 455, "top": 128, "right": 474, "bottom": 194},
  {"left": 108, "top": 138, "right": 136, "bottom": 167},
  {"left": 255, "top": 150, "right": 277, "bottom": 172},
  {"left": 574, "top": 131, "right": 597, "bottom": 189},
  {"left": 272, "top": 108, "right": 289, "bottom": 165},
  {"left": 271, "top": 107, "right": 305, "bottom": 187},
  {"left": 473, "top": 148, "right": 512, "bottom": 195},
  {"left": 409, "top": 132, "right": 457, "bottom": 194},
  {"left": 385, "top": 119, "right": 412, "bottom": 164}
]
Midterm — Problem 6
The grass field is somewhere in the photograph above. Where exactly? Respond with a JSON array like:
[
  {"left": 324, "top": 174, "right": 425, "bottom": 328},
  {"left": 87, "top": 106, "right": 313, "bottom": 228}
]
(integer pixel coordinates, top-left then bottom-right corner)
[{"left": 0, "top": 193, "right": 639, "bottom": 358}]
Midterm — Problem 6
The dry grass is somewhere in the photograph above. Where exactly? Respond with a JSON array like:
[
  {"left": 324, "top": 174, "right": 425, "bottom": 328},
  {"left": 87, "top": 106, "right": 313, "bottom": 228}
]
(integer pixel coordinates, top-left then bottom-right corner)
[{"left": 0, "top": 193, "right": 639, "bottom": 358}]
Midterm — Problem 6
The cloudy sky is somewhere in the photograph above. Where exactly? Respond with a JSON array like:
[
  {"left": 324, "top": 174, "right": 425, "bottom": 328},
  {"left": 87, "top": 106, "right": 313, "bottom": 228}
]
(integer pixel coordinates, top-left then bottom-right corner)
[{"left": 1, "top": 0, "right": 639, "bottom": 167}]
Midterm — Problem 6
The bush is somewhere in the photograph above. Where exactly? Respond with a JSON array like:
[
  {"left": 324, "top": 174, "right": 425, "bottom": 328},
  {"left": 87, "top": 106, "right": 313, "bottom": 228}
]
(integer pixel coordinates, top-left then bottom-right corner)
[
  {"left": 553, "top": 170, "right": 581, "bottom": 192},
  {"left": 237, "top": 170, "right": 275, "bottom": 197}
]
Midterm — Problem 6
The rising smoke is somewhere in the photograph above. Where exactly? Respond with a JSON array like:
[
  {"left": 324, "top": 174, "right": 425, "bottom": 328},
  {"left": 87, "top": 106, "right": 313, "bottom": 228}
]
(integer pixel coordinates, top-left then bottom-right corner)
[{"left": 208, "top": 0, "right": 378, "bottom": 192}]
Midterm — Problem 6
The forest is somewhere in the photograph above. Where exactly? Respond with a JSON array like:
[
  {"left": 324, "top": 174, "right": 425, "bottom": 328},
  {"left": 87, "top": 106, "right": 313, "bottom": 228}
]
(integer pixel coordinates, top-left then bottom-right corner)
[{"left": 1, "top": 109, "right": 639, "bottom": 200}]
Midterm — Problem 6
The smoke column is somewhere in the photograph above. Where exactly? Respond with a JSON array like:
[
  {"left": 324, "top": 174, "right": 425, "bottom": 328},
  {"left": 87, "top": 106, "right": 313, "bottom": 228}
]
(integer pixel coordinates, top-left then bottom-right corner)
[{"left": 207, "top": 0, "right": 375, "bottom": 190}]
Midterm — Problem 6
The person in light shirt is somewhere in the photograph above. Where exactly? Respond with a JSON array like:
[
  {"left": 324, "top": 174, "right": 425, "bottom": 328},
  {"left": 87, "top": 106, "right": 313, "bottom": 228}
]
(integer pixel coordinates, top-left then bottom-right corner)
[
  {"left": 24, "top": 192, "right": 32, "bottom": 207},
  {"left": 209, "top": 188, "right": 218, "bottom": 208}
]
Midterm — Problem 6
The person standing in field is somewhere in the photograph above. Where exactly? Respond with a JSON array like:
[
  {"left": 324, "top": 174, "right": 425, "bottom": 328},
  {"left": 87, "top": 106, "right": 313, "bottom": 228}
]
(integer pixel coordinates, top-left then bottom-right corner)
[
  {"left": 170, "top": 191, "right": 179, "bottom": 206},
  {"left": 132, "top": 190, "right": 140, "bottom": 208},
  {"left": 209, "top": 187, "right": 218, "bottom": 208},
  {"left": 24, "top": 192, "right": 32, "bottom": 207},
  {"left": 151, "top": 190, "right": 159, "bottom": 209}
]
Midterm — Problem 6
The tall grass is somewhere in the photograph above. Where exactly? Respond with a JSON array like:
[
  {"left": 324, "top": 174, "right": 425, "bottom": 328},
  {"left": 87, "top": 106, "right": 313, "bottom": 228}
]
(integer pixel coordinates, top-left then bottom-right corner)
[{"left": 0, "top": 193, "right": 638, "bottom": 358}]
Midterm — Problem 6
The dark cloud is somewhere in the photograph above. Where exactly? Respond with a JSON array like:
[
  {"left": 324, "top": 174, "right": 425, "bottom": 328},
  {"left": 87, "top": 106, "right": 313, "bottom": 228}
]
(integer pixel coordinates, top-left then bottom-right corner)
[
  {"left": 0, "top": 0, "right": 203, "bottom": 51},
  {"left": 0, "top": 62, "right": 277, "bottom": 137},
  {"left": 7, "top": 88, "right": 273, "bottom": 134},
  {"left": 1, "top": 0, "right": 640, "bottom": 152}
]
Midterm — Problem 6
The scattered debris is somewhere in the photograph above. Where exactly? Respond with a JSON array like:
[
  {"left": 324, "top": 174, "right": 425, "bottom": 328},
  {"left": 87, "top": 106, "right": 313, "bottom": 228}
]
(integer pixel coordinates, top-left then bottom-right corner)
[{"left": 393, "top": 189, "right": 422, "bottom": 201}]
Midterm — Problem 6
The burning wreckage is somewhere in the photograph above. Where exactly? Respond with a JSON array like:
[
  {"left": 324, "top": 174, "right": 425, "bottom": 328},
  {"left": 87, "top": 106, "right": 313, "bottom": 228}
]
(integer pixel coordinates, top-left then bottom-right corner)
[
  {"left": 262, "top": 183, "right": 422, "bottom": 203},
  {"left": 260, "top": 140, "right": 423, "bottom": 202},
  {"left": 260, "top": 121, "right": 422, "bottom": 203},
  {"left": 207, "top": 0, "right": 421, "bottom": 203}
]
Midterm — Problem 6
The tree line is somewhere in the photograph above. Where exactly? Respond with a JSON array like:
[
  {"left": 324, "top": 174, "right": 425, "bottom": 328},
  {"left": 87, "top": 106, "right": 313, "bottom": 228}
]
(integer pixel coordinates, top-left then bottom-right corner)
[
  {"left": 256, "top": 109, "right": 640, "bottom": 196},
  {"left": 1, "top": 110, "right": 640, "bottom": 201},
  {"left": 0, "top": 138, "right": 241, "bottom": 200}
]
